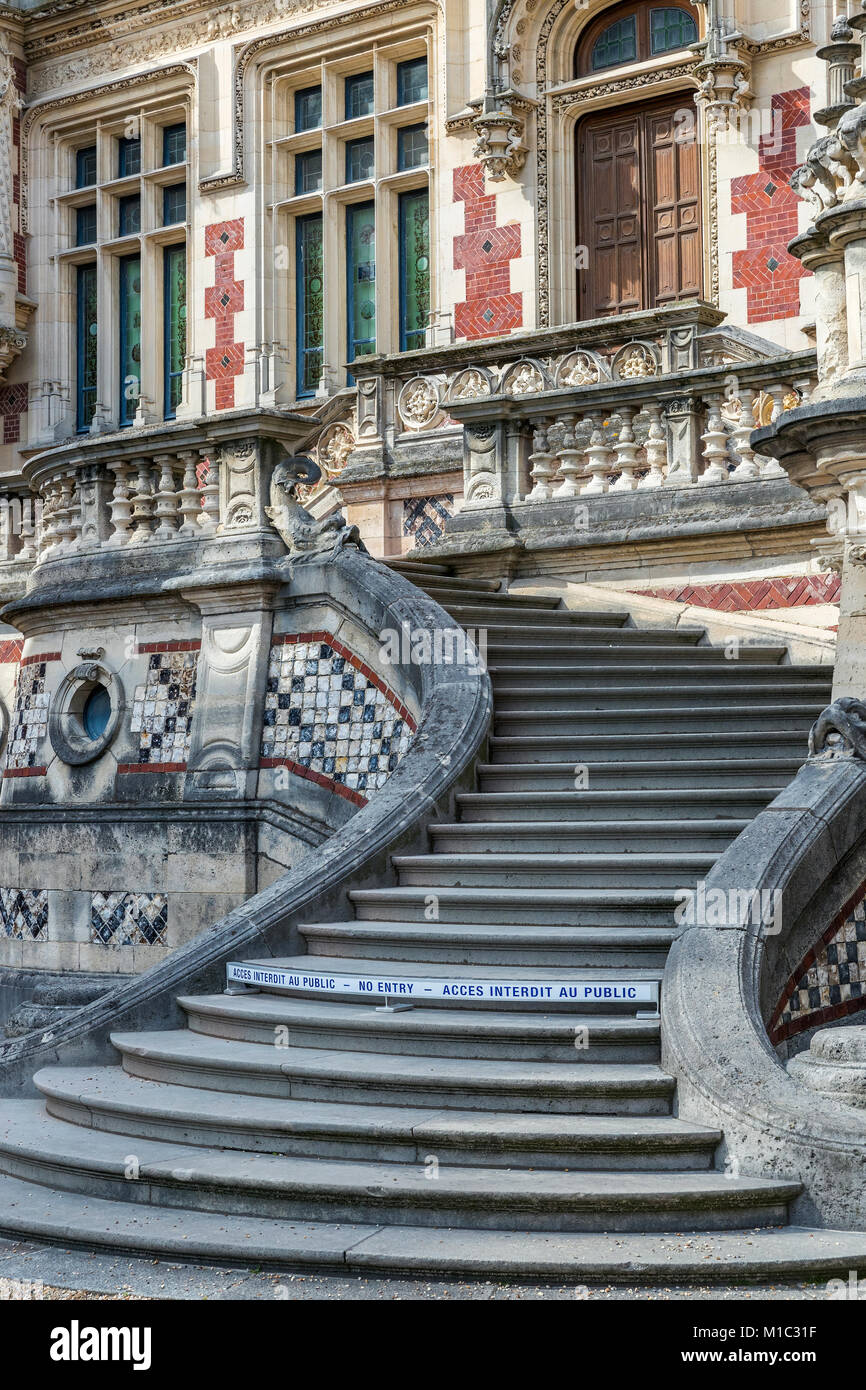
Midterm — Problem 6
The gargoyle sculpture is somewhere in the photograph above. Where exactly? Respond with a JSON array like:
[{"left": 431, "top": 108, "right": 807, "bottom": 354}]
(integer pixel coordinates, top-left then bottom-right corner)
[
  {"left": 808, "top": 697, "right": 866, "bottom": 760},
  {"left": 266, "top": 453, "right": 366, "bottom": 561}
]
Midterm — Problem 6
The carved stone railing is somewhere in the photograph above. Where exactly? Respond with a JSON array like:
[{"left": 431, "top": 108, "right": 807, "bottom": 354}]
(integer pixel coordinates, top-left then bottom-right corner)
[{"left": 3, "top": 411, "right": 312, "bottom": 584}]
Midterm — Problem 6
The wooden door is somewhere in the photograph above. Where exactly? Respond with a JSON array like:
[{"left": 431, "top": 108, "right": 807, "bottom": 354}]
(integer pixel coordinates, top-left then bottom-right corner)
[{"left": 577, "top": 96, "right": 701, "bottom": 319}]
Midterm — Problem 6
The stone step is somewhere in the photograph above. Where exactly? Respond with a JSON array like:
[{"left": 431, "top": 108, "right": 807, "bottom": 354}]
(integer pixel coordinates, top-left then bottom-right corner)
[
  {"left": 461, "top": 787, "right": 779, "bottom": 816},
  {"left": 492, "top": 706, "right": 823, "bottom": 736},
  {"left": 0, "top": 1105, "right": 799, "bottom": 1233},
  {"left": 429, "top": 819, "right": 749, "bottom": 851},
  {"left": 484, "top": 643, "right": 788, "bottom": 665},
  {"left": 489, "top": 732, "right": 809, "bottom": 763},
  {"left": 388, "top": 559, "right": 453, "bottom": 577},
  {"left": 110, "top": 1030, "right": 674, "bottom": 1114},
  {"left": 491, "top": 683, "right": 832, "bottom": 711},
  {"left": 468, "top": 623, "right": 707, "bottom": 645},
  {"left": 38, "top": 1068, "right": 716, "bottom": 1168},
  {"left": 350, "top": 884, "right": 682, "bottom": 927},
  {"left": 300, "top": 920, "right": 678, "bottom": 969},
  {"left": 177, "top": 993, "right": 662, "bottom": 1061},
  {"left": 0, "top": 1173, "right": 861, "bottom": 1281},
  {"left": 440, "top": 604, "right": 627, "bottom": 625},
  {"left": 392, "top": 851, "right": 717, "bottom": 889},
  {"left": 488, "top": 663, "right": 828, "bottom": 688},
  {"left": 475, "top": 762, "right": 801, "bottom": 791}
]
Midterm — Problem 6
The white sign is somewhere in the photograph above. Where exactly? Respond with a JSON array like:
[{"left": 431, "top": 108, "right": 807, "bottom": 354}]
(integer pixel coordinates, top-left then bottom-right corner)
[{"left": 226, "top": 961, "right": 658, "bottom": 1005}]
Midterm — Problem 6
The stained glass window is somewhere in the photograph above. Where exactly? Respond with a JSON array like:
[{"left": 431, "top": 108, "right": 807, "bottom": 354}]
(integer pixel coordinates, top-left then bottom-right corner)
[
  {"left": 162, "top": 123, "right": 186, "bottom": 167},
  {"left": 398, "top": 124, "right": 428, "bottom": 170},
  {"left": 119, "top": 254, "right": 142, "bottom": 426},
  {"left": 347, "top": 201, "right": 376, "bottom": 369},
  {"left": 345, "top": 73, "right": 374, "bottom": 120},
  {"left": 76, "top": 205, "right": 97, "bottom": 247},
  {"left": 76, "top": 263, "right": 98, "bottom": 432},
  {"left": 296, "top": 213, "right": 324, "bottom": 397},
  {"left": 76, "top": 146, "right": 97, "bottom": 188},
  {"left": 163, "top": 244, "right": 186, "bottom": 419},
  {"left": 295, "top": 87, "right": 322, "bottom": 132},
  {"left": 399, "top": 189, "right": 429, "bottom": 352},
  {"left": 650, "top": 6, "right": 698, "bottom": 54},
  {"left": 117, "top": 137, "right": 141, "bottom": 178},
  {"left": 118, "top": 194, "right": 141, "bottom": 237},
  {"left": 397, "top": 58, "right": 428, "bottom": 106},
  {"left": 346, "top": 137, "right": 374, "bottom": 184},
  {"left": 591, "top": 16, "right": 638, "bottom": 70},
  {"left": 163, "top": 184, "right": 187, "bottom": 225}
]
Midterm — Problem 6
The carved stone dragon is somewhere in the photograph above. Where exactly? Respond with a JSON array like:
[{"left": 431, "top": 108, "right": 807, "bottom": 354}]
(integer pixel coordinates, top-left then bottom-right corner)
[
  {"left": 266, "top": 453, "right": 366, "bottom": 561},
  {"left": 808, "top": 697, "right": 866, "bottom": 760}
]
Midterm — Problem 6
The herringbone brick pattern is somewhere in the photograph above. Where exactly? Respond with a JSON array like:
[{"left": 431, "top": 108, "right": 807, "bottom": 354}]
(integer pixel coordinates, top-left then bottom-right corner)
[
  {"left": 633, "top": 574, "right": 840, "bottom": 612},
  {"left": 452, "top": 164, "right": 522, "bottom": 340}
]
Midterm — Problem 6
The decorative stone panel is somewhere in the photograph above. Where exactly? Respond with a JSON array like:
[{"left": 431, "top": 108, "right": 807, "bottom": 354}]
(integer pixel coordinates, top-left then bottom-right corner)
[
  {"left": 260, "top": 632, "right": 416, "bottom": 807},
  {"left": 90, "top": 891, "right": 168, "bottom": 947},
  {"left": 4, "top": 650, "right": 60, "bottom": 777},
  {"left": 731, "top": 88, "right": 812, "bottom": 324},
  {"left": 770, "top": 885, "right": 866, "bottom": 1045},
  {"left": 0, "top": 887, "right": 48, "bottom": 939},
  {"left": 122, "top": 639, "right": 199, "bottom": 774},
  {"left": 403, "top": 494, "right": 454, "bottom": 548}
]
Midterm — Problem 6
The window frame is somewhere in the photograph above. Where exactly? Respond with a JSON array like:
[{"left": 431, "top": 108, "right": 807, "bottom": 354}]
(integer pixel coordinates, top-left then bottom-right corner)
[
  {"left": 396, "top": 56, "right": 428, "bottom": 107},
  {"left": 346, "top": 199, "right": 376, "bottom": 374},
  {"left": 575, "top": 1, "right": 698, "bottom": 77},
  {"left": 344, "top": 71, "right": 375, "bottom": 120},
  {"left": 75, "top": 262, "right": 98, "bottom": 433},
  {"left": 162, "top": 122, "right": 187, "bottom": 167},
  {"left": 118, "top": 252, "right": 142, "bottom": 427},
  {"left": 295, "top": 211, "right": 324, "bottom": 399},
  {"left": 163, "top": 242, "right": 186, "bottom": 421},
  {"left": 398, "top": 186, "right": 430, "bottom": 352}
]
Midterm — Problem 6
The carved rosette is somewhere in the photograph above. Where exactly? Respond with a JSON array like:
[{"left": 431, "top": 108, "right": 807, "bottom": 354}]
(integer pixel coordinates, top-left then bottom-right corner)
[
  {"left": 448, "top": 366, "right": 496, "bottom": 401},
  {"left": 555, "top": 350, "right": 607, "bottom": 389},
  {"left": 501, "top": 359, "right": 548, "bottom": 396},
  {"left": 612, "top": 342, "right": 660, "bottom": 381},
  {"left": 316, "top": 422, "right": 356, "bottom": 480},
  {"left": 397, "top": 377, "right": 441, "bottom": 431}
]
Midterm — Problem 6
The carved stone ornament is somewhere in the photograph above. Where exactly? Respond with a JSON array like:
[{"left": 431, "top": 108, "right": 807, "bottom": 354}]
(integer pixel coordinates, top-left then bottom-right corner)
[
  {"left": 808, "top": 697, "right": 866, "bottom": 759},
  {"left": 316, "top": 421, "right": 356, "bottom": 478},
  {"left": 470, "top": 88, "right": 530, "bottom": 183},
  {"left": 612, "top": 343, "right": 660, "bottom": 381},
  {"left": 448, "top": 367, "right": 496, "bottom": 401},
  {"left": 555, "top": 351, "right": 607, "bottom": 388},
  {"left": 502, "top": 360, "right": 548, "bottom": 396},
  {"left": 397, "top": 377, "right": 441, "bottom": 431},
  {"left": 266, "top": 454, "right": 367, "bottom": 561}
]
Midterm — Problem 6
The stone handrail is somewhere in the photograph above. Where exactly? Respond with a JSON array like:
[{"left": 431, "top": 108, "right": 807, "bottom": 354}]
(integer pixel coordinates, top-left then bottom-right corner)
[
  {"left": 663, "top": 752, "right": 866, "bottom": 1228},
  {"left": 0, "top": 545, "right": 492, "bottom": 1095}
]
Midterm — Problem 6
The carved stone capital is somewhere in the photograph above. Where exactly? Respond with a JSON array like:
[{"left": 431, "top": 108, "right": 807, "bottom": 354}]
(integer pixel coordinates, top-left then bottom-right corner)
[{"left": 470, "top": 89, "right": 531, "bottom": 183}]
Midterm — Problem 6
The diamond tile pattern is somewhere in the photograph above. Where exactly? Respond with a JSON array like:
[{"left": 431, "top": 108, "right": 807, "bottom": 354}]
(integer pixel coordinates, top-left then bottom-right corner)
[
  {"left": 0, "top": 888, "right": 48, "bottom": 940},
  {"left": 452, "top": 164, "right": 522, "bottom": 340},
  {"left": 771, "top": 893, "right": 866, "bottom": 1044},
  {"left": 6, "top": 656, "right": 55, "bottom": 771},
  {"left": 130, "top": 649, "right": 198, "bottom": 766},
  {"left": 90, "top": 891, "right": 168, "bottom": 947},
  {"left": 260, "top": 632, "right": 416, "bottom": 806},
  {"left": 403, "top": 494, "right": 454, "bottom": 548}
]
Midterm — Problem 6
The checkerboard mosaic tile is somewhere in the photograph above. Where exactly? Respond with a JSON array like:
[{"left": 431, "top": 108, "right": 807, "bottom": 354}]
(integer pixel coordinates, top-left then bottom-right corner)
[
  {"left": 260, "top": 631, "right": 417, "bottom": 807},
  {"left": 90, "top": 891, "right": 168, "bottom": 947},
  {"left": 770, "top": 888, "right": 866, "bottom": 1044},
  {"left": 4, "top": 652, "right": 59, "bottom": 776},
  {"left": 403, "top": 494, "right": 454, "bottom": 548},
  {"left": 0, "top": 888, "right": 48, "bottom": 939},
  {"left": 126, "top": 642, "right": 199, "bottom": 772}
]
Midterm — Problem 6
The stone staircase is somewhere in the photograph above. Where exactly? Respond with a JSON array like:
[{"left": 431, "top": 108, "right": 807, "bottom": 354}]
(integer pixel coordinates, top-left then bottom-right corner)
[{"left": 1, "top": 561, "right": 865, "bottom": 1281}]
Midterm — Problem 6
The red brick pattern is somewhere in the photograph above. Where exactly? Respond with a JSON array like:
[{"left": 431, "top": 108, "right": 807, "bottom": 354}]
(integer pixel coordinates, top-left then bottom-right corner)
[
  {"left": 20, "top": 650, "right": 61, "bottom": 666},
  {"left": 731, "top": 88, "right": 812, "bottom": 324},
  {"left": 0, "top": 383, "right": 28, "bottom": 446},
  {"left": 117, "top": 761, "right": 188, "bottom": 775},
  {"left": 135, "top": 639, "right": 200, "bottom": 655},
  {"left": 4, "top": 765, "right": 46, "bottom": 779},
  {"left": 260, "top": 755, "right": 368, "bottom": 808},
  {"left": 632, "top": 574, "right": 841, "bottom": 612},
  {"left": 0, "top": 639, "right": 22, "bottom": 663},
  {"left": 452, "top": 164, "right": 522, "bottom": 340},
  {"left": 205, "top": 218, "right": 245, "bottom": 411}
]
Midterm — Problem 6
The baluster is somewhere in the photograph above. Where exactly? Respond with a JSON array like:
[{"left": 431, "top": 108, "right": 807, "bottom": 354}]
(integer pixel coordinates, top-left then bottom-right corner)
[
  {"left": 56, "top": 473, "right": 78, "bottom": 551},
  {"left": 553, "top": 415, "right": 584, "bottom": 498},
  {"left": 525, "top": 421, "right": 557, "bottom": 502},
  {"left": 152, "top": 453, "right": 180, "bottom": 541},
  {"left": 177, "top": 450, "right": 202, "bottom": 538},
  {"left": 67, "top": 473, "right": 83, "bottom": 551},
  {"left": 638, "top": 403, "right": 667, "bottom": 488},
  {"left": 728, "top": 387, "right": 761, "bottom": 481},
  {"left": 610, "top": 405, "right": 639, "bottom": 491},
  {"left": 18, "top": 491, "right": 39, "bottom": 562},
  {"left": 199, "top": 452, "right": 221, "bottom": 532},
  {"left": 35, "top": 481, "right": 61, "bottom": 561},
  {"left": 581, "top": 413, "right": 615, "bottom": 495},
  {"left": 757, "top": 382, "right": 790, "bottom": 478},
  {"left": 107, "top": 463, "right": 135, "bottom": 546},
  {"left": 129, "top": 456, "right": 156, "bottom": 545},
  {"left": 698, "top": 396, "right": 730, "bottom": 485}
]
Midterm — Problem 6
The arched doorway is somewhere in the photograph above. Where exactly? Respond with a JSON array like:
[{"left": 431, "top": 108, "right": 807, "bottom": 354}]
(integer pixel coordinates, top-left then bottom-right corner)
[{"left": 574, "top": 2, "right": 702, "bottom": 319}]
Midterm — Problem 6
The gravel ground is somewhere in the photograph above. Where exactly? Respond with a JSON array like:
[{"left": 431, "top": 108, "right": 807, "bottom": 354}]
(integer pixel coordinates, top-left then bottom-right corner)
[{"left": 0, "top": 1234, "right": 837, "bottom": 1300}]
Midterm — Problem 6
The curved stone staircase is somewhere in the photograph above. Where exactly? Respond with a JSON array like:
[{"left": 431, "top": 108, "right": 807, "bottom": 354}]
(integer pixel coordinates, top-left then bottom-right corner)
[{"left": 0, "top": 561, "right": 865, "bottom": 1281}]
